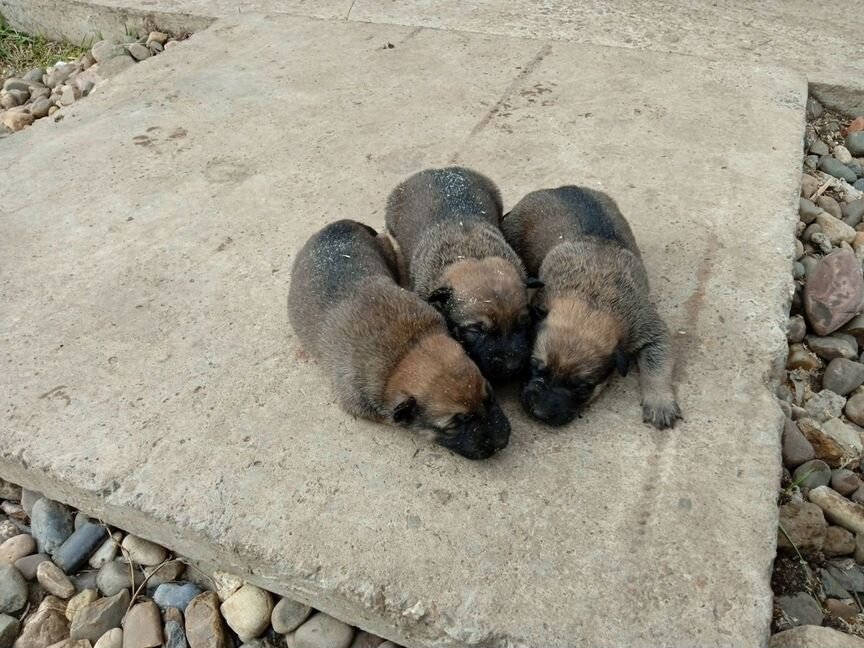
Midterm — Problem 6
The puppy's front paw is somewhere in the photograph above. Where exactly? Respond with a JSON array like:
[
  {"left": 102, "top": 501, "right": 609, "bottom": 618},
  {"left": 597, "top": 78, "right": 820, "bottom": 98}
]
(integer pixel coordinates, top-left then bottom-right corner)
[{"left": 642, "top": 399, "right": 682, "bottom": 429}]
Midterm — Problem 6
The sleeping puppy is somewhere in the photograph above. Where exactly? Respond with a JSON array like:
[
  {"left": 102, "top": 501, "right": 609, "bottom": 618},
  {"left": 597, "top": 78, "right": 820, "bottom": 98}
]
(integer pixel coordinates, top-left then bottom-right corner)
[
  {"left": 288, "top": 219, "right": 511, "bottom": 459},
  {"left": 385, "top": 167, "right": 538, "bottom": 382},
  {"left": 502, "top": 186, "right": 681, "bottom": 429}
]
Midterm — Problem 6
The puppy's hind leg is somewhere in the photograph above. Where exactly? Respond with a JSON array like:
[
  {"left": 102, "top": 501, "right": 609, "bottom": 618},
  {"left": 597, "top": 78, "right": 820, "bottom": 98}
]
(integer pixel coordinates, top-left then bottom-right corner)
[{"left": 634, "top": 320, "right": 681, "bottom": 429}]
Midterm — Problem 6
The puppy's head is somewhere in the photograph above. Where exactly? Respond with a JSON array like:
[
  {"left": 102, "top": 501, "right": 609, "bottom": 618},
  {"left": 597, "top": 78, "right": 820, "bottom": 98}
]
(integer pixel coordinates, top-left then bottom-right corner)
[
  {"left": 384, "top": 333, "right": 511, "bottom": 460},
  {"left": 521, "top": 298, "right": 628, "bottom": 426},
  {"left": 428, "top": 258, "right": 538, "bottom": 381}
]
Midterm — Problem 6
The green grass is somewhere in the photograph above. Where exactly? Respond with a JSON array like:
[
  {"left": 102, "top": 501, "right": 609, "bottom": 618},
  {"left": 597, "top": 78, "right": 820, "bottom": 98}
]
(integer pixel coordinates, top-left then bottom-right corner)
[{"left": 0, "top": 14, "right": 89, "bottom": 79}]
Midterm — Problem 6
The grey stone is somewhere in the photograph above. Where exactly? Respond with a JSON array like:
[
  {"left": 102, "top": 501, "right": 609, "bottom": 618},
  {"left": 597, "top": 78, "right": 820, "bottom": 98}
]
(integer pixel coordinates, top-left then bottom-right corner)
[
  {"left": 31, "top": 498, "right": 74, "bottom": 555},
  {"left": 142, "top": 559, "right": 185, "bottom": 587},
  {"left": 810, "top": 232, "right": 832, "bottom": 254},
  {"left": 806, "top": 334, "right": 857, "bottom": 360},
  {"left": 53, "top": 523, "right": 108, "bottom": 574},
  {"left": 153, "top": 582, "right": 202, "bottom": 612},
  {"left": 857, "top": 179, "right": 864, "bottom": 191},
  {"left": 834, "top": 145, "right": 854, "bottom": 165},
  {"left": 0, "top": 613, "right": 19, "bottom": 648},
  {"left": 804, "top": 390, "right": 846, "bottom": 422},
  {"left": 348, "top": 633, "right": 385, "bottom": 648},
  {"left": 98, "top": 55, "right": 136, "bottom": 78},
  {"left": 792, "top": 262, "right": 805, "bottom": 279},
  {"left": 847, "top": 392, "right": 864, "bottom": 425},
  {"left": 792, "top": 459, "right": 831, "bottom": 490},
  {"left": 91, "top": 41, "right": 127, "bottom": 63},
  {"left": 14, "top": 553, "right": 49, "bottom": 580},
  {"left": 821, "top": 568, "right": 851, "bottom": 598},
  {"left": 801, "top": 174, "right": 820, "bottom": 199},
  {"left": 7, "top": 89, "right": 29, "bottom": 105},
  {"left": 30, "top": 98, "right": 52, "bottom": 119},
  {"left": 97, "top": 560, "right": 143, "bottom": 596},
  {"left": 0, "top": 565, "right": 27, "bottom": 613},
  {"left": 832, "top": 468, "right": 862, "bottom": 496},
  {"left": 0, "top": 524, "right": 17, "bottom": 546},
  {"left": 817, "top": 195, "right": 842, "bottom": 219},
  {"left": 37, "top": 560, "right": 76, "bottom": 598},
  {"left": 45, "top": 64, "right": 77, "bottom": 89},
  {"left": 22, "top": 68, "right": 44, "bottom": 83},
  {"left": 806, "top": 96, "right": 823, "bottom": 120},
  {"left": 127, "top": 43, "right": 151, "bottom": 61},
  {"left": 805, "top": 249, "right": 864, "bottom": 335},
  {"left": 149, "top": 42, "right": 164, "bottom": 53},
  {"left": 810, "top": 139, "right": 829, "bottom": 156},
  {"left": 848, "top": 132, "right": 864, "bottom": 158},
  {"left": 774, "top": 592, "right": 823, "bottom": 630},
  {"left": 782, "top": 419, "right": 815, "bottom": 469},
  {"left": 70, "top": 588, "right": 130, "bottom": 641},
  {"left": 827, "top": 558, "right": 864, "bottom": 592},
  {"left": 770, "top": 625, "right": 864, "bottom": 648},
  {"left": 823, "top": 358, "right": 864, "bottom": 395},
  {"left": 121, "top": 535, "right": 168, "bottom": 566},
  {"left": 803, "top": 154, "right": 819, "bottom": 171},
  {"left": 815, "top": 213, "right": 856, "bottom": 245},
  {"left": 799, "top": 198, "right": 821, "bottom": 224},
  {"left": 2, "top": 78, "right": 28, "bottom": 92},
  {"left": 163, "top": 608, "right": 187, "bottom": 648},
  {"left": 59, "top": 85, "right": 80, "bottom": 106},
  {"left": 20, "top": 490, "right": 42, "bottom": 516},
  {"left": 71, "top": 570, "right": 99, "bottom": 592},
  {"left": 295, "top": 613, "right": 354, "bottom": 648},
  {"left": 787, "top": 315, "right": 807, "bottom": 344},
  {"left": 820, "top": 156, "right": 859, "bottom": 183},
  {"left": 844, "top": 200, "right": 864, "bottom": 228},
  {"left": 272, "top": 597, "right": 312, "bottom": 634},
  {"left": 802, "top": 222, "right": 822, "bottom": 243},
  {"left": 89, "top": 533, "right": 121, "bottom": 569}
]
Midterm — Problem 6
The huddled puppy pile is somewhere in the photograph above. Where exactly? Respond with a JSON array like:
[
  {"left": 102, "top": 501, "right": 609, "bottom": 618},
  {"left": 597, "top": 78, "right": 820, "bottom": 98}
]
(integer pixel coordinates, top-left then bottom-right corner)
[{"left": 288, "top": 167, "right": 681, "bottom": 460}]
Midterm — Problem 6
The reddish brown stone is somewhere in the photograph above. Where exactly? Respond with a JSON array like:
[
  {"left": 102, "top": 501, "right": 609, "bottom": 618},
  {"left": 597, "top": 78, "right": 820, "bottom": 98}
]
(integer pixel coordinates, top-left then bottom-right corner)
[
  {"left": 805, "top": 249, "right": 864, "bottom": 335},
  {"left": 846, "top": 117, "right": 864, "bottom": 136}
]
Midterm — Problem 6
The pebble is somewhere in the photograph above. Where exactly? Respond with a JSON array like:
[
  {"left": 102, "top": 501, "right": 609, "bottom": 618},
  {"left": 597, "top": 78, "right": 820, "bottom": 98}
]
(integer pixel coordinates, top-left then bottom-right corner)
[
  {"left": 792, "top": 459, "right": 831, "bottom": 489},
  {"left": 805, "top": 334, "right": 857, "bottom": 360},
  {"left": 769, "top": 625, "right": 864, "bottom": 648},
  {"left": 0, "top": 534, "right": 35, "bottom": 564},
  {"left": 846, "top": 392, "right": 864, "bottom": 426},
  {"left": 792, "top": 262, "right": 805, "bottom": 279},
  {"left": 823, "top": 358, "right": 864, "bottom": 395},
  {"left": 37, "top": 560, "right": 76, "bottom": 598},
  {"left": 65, "top": 588, "right": 99, "bottom": 621},
  {"left": 70, "top": 588, "right": 130, "bottom": 641},
  {"left": 147, "top": 31, "right": 168, "bottom": 45},
  {"left": 794, "top": 238, "right": 804, "bottom": 260},
  {"left": 824, "top": 525, "right": 857, "bottom": 556},
  {"left": 127, "top": 43, "right": 151, "bottom": 61},
  {"left": 857, "top": 179, "right": 864, "bottom": 191},
  {"left": 143, "top": 559, "right": 185, "bottom": 587},
  {"left": 185, "top": 592, "right": 228, "bottom": 648},
  {"left": 801, "top": 174, "right": 820, "bottom": 199},
  {"left": 2, "top": 111, "right": 33, "bottom": 132},
  {"left": 21, "top": 490, "right": 42, "bottom": 515},
  {"left": 0, "top": 613, "right": 19, "bottom": 648},
  {"left": 787, "top": 315, "right": 807, "bottom": 344},
  {"left": 59, "top": 85, "right": 80, "bottom": 106},
  {"left": 94, "top": 628, "right": 123, "bottom": 648},
  {"left": 778, "top": 500, "right": 827, "bottom": 555},
  {"left": 821, "top": 156, "right": 859, "bottom": 183},
  {"left": 71, "top": 570, "right": 99, "bottom": 592},
  {"left": 91, "top": 41, "right": 127, "bottom": 63},
  {"left": 823, "top": 416, "right": 863, "bottom": 452},
  {"left": 0, "top": 565, "right": 28, "bottom": 614},
  {"left": 30, "top": 98, "right": 52, "bottom": 119},
  {"left": 14, "top": 596, "right": 69, "bottom": 648},
  {"left": 815, "top": 212, "right": 857, "bottom": 245},
  {"left": 49, "top": 640, "right": 94, "bottom": 648},
  {"left": 162, "top": 607, "right": 186, "bottom": 648},
  {"left": 153, "top": 582, "right": 202, "bottom": 612},
  {"left": 2, "top": 78, "right": 28, "bottom": 92},
  {"left": 810, "top": 486, "right": 864, "bottom": 536},
  {"left": 31, "top": 499, "right": 74, "bottom": 556},
  {"left": 97, "top": 560, "right": 143, "bottom": 596},
  {"left": 821, "top": 567, "right": 851, "bottom": 598},
  {"left": 834, "top": 146, "right": 854, "bottom": 165},
  {"left": 774, "top": 592, "right": 823, "bottom": 630},
  {"left": 212, "top": 571, "right": 243, "bottom": 602},
  {"left": 294, "top": 613, "right": 354, "bottom": 648},
  {"left": 848, "top": 117, "right": 864, "bottom": 135},
  {"left": 272, "top": 597, "right": 312, "bottom": 634},
  {"left": 54, "top": 523, "right": 108, "bottom": 574},
  {"left": 122, "top": 601, "right": 162, "bottom": 648},
  {"left": 825, "top": 597, "right": 858, "bottom": 621},
  {"left": 782, "top": 419, "right": 815, "bottom": 468},
  {"left": 806, "top": 96, "right": 824, "bottom": 120},
  {"left": 348, "top": 633, "right": 385, "bottom": 648},
  {"left": 845, "top": 200, "right": 864, "bottom": 228},
  {"left": 786, "top": 344, "right": 822, "bottom": 371},
  {"left": 810, "top": 139, "right": 830, "bottom": 156},
  {"left": 89, "top": 533, "right": 122, "bottom": 569},
  {"left": 121, "top": 535, "right": 168, "bottom": 567},
  {"left": 148, "top": 42, "right": 164, "bottom": 53},
  {"left": 832, "top": 469, "right": 862, "bottom": 496},
  {"left": 0, "top": 481, "right": 20, "bottom": 501},
  {"left": 804, "top": 391, "right": 847, "bottom": 423},
  {"left": 799, "top": 198, "right": 821, "bottom": 223},
  {"left": 220, "top": 584, "right": 272, "bottom": 642},
  {"left": 810, "top": 232, "right": 833, "bottom": 255},
  {"left": 848, "top": 132, "right": 864, "bottom": 157},
  {"left": 803, "top": 154, "right": 819, "bottom": 171},
  {"left": 818, "top": 195, "right": 843, "bottom": 219},
  {"left": 857, "top": 533, "right": 864, "bottom": 563},
  {"left": 805, "top": 249, "right": 864, "bottom": 336},
  {"left": 14, "top": 553, "right": 49, "bottom": 580}
]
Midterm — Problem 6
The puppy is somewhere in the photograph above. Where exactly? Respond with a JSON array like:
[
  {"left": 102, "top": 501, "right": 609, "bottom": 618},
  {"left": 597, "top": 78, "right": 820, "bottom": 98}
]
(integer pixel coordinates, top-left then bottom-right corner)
[
  {"left": 288, "top": 219, "right": 511, "bottom": 459},
  {"left": 385, "top": 167, "right": 538, "bottom": 382},
  {"left": 502, "top": 186, "right": 681, "bottom": 429}
]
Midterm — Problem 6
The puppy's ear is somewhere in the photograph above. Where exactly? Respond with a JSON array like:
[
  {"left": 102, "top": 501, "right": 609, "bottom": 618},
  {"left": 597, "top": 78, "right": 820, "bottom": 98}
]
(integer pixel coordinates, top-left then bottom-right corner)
[
  {"left": 526, "top": 277, "right": 544, "bottom": 289},
  {"left": 427, "top": 286, "right": 453, "bottom": 308},
  {"left": 392, "top": 396, "right": 419, "bottom": 425},
  {"left": 615, "top": 348, "right": 630, "bottom": 377}
]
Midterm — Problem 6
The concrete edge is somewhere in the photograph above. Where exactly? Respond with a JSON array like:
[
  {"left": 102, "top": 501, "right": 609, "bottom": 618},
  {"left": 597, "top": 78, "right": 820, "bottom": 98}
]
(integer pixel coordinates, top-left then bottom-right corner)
[{"left": 810, "top": 82, "right": 864, "bottom": 119}]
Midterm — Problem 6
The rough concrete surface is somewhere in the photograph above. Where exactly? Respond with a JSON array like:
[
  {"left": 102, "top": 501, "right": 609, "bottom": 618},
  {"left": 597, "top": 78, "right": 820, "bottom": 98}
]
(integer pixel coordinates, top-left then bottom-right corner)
[
  {"left": 0, "top": 14, "right": 804, "bottom": 648},
  {"left": 1, "top": 0, "right": 861, "bottom": 111}
]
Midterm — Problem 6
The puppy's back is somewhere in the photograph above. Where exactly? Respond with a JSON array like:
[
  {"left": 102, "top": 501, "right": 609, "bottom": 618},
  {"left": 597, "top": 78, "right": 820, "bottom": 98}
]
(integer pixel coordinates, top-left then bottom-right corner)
[
  {"left": 503, "top": 186, "right": 639, "bottom": 274},
  {"left": 289, "top": 219, "right": 395, "bottom": 355},
  {"left": 386, "top": 167, "right": 503, "bottom": 257}
]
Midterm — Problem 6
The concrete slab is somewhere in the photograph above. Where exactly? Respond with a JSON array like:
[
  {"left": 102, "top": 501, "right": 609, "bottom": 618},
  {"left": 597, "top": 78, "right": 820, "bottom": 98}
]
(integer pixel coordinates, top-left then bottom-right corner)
[
  {"left": 2, "top": 0, "right": 860, "bottom": 110},
  {"left": 0, "top": 13, "right": 804, "bottom": 648}
]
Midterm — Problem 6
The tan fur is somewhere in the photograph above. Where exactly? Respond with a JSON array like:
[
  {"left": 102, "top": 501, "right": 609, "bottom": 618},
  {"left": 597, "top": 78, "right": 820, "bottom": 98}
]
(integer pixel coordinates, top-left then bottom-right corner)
[{"left": 441, "top": 258, "right": 528, "bottom": 331}]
